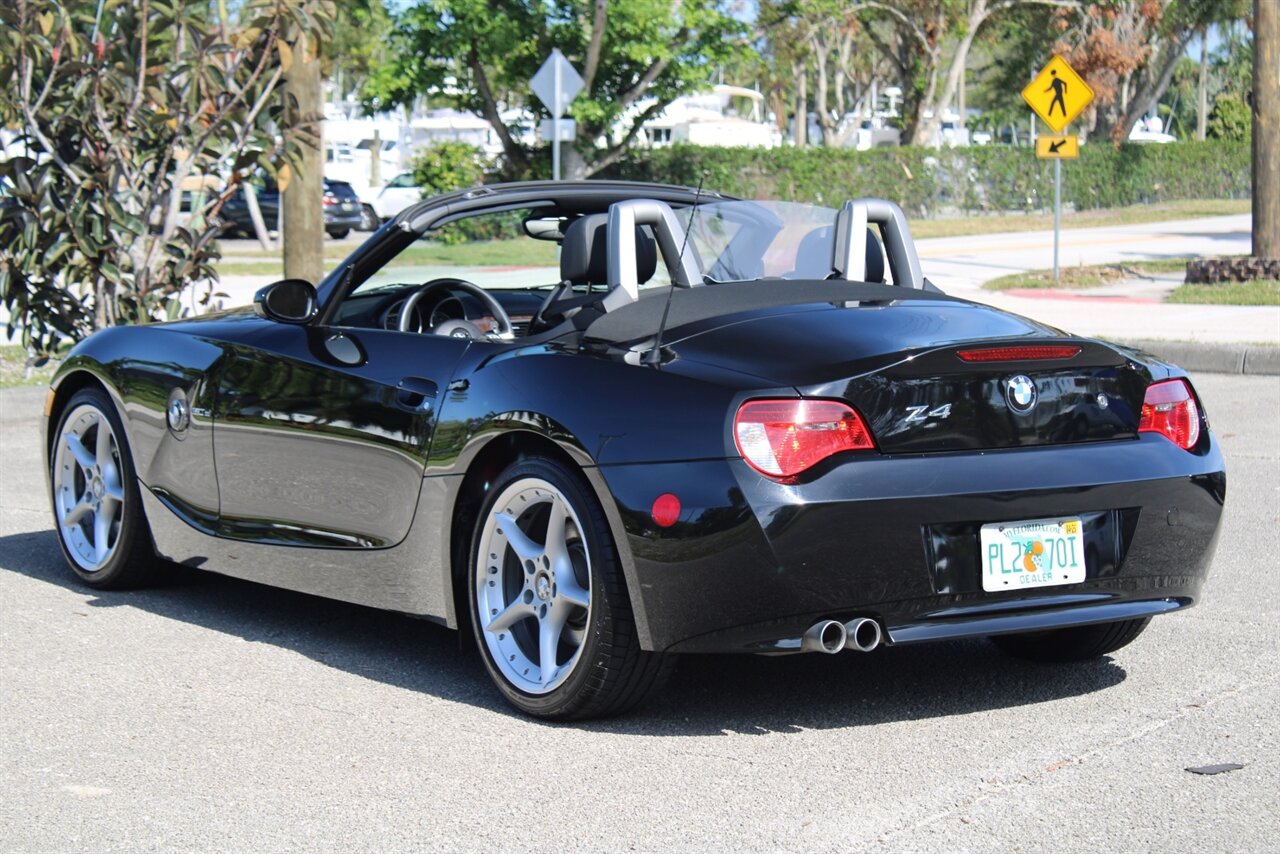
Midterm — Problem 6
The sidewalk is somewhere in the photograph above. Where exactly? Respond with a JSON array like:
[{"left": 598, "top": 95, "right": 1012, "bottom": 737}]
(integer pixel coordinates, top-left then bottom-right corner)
[{"left": 915, "top": 214, "right": 1279, "bottom": 375}]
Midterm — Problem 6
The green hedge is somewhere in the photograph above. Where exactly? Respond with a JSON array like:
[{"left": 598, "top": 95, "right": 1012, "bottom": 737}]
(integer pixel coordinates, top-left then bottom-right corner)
[{"left": 599, "top": 140, "right": 1250, "bottom": 215}]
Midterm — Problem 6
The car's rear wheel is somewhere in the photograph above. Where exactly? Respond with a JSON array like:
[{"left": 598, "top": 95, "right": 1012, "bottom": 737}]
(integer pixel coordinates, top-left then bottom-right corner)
[
  {"left": 990, "top": 617, "right": 1151, "bottom": 662},
  {"left": 359, "top": 204, "right": 379, "bottom": 231},
  {"left": 469, "top": 456, "right": 668, "bottom": 720},
  {"left": 327, "top": 228, "right": 350, "bottom": 240},
  {"left": 50, "top": 387, "right": 160, "bottom": 589}
]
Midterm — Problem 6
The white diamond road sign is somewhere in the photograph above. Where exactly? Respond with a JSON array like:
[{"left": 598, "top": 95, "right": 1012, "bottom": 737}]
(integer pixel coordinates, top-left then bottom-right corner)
[
  {"left": 530, "top": 48, "right": 584, "bottom": 119},
  {"left": 530, "top": 49, "right": 585, "bottom": 180}
]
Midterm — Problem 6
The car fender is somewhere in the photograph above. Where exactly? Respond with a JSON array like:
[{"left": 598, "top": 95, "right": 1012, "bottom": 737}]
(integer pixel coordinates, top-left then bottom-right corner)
[
  {"left": 47, "top": 325, "right": 228, "bottom": 527},
  {"left": 425, "top": 345, "right": 770, "bottom": 647}
]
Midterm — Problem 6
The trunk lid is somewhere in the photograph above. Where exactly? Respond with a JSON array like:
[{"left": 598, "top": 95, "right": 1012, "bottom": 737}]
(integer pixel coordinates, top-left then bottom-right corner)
[{"left": 670, "top": 299, "right": 1147, "bottom": 452}]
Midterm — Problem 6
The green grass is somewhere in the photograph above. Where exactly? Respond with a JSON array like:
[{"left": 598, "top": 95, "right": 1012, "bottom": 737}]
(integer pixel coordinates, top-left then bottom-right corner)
[
  {"left": 217, "top": 238, "right": 559, "bottom": 277},
  {"left": 0, "top": 344, "right": 59, "bottom": 390},
  {"left": 214, "top": 260, "right": 299, "bottom": 276},
  {"left": 908, "top": 199, "right": 1251, "bottom": 240},
  {"left": 984, "top": 258, "right": 1200, "bottom": 291},
  {"left": 1167, "top": 280, "right": 1280, "bottom": 305},
  {"left": 985, "top": 257, "right": 1278, "bottom": 305}
]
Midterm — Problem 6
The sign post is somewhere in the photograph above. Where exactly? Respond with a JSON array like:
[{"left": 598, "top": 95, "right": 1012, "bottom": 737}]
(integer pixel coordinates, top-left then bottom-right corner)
[
  {"left": 530, "top": 49, "right": 585, "bottom": 181},
  {"left": 1022, "top": 55, "right": 1093, "bottom": 284}
]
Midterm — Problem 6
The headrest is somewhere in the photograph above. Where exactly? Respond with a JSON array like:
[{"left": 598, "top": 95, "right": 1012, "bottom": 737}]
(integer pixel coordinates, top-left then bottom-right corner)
[
  {"left": 560, "top": 213, "right": 658, "bottom": 286},
  {"left": 791, "top": 227, "right": 836, "bottom": 278},
  {"left": 791, "top": 226, "right": 885, "bottom": 283}
]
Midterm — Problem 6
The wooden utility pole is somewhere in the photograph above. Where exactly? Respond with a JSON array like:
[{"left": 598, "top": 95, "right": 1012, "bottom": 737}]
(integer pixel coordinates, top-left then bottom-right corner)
[
  {"left": 282, "top": 30, "right": 325, "bottom": 285},
  {"left": 1256, "top": 0, "right": 1279, "bottom": 259}
]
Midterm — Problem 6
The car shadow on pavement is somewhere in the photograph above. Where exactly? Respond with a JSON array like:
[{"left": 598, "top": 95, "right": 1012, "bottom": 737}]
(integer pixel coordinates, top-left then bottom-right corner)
[{"left": 1, "top": 528, "right": 1127, "bottom": 734}]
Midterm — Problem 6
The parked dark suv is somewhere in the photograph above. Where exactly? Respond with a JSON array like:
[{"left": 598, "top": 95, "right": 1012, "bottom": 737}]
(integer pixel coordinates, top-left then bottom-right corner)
[{"left": 220, "top": 177, "right": 364, "bottom": 239}]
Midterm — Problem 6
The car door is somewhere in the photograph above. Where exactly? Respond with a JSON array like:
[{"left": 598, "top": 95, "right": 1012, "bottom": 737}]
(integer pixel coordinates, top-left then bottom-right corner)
[{"left": 212, "top": 320, "right": 467, "bottom": 549}]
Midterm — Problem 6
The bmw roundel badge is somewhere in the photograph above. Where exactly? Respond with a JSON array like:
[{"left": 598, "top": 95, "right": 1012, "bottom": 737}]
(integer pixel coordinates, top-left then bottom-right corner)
[{"left": 1005, "top": 375, "right": 1038, "bottom": 414}]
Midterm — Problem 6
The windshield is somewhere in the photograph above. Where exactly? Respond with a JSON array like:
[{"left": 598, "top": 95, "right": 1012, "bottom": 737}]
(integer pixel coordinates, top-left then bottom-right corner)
[{"left": 683, "top": 200, "right": 840, "bottom": 283}]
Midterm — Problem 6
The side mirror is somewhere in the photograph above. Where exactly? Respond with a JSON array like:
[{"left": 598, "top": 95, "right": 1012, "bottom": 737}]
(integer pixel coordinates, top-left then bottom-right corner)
[{"left": 253, "top": 279, "right": 317, "bottom": 324}]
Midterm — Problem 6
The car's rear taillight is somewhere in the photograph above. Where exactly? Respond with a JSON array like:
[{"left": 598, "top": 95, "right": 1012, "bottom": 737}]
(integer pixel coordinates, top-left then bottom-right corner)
[
  {"left": 734, "top": 399, "right": 875, "bottom": 477},
  {"left": 1139, "top": 379, "right": 1201, "bottom": 450},
  {"left": 322, "top": 194, "right": 337, "bottom": 206}
]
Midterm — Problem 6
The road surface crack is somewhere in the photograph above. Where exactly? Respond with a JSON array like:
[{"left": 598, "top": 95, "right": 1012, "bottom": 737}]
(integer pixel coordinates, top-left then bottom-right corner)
[{"left": 858, "top": 674, "right": 1275, "bottom": 851}]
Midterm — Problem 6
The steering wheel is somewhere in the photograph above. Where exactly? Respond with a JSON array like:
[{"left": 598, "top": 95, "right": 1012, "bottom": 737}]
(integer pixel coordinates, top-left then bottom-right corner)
[{"left": 397, "top": 277, "right": 514, "bottom": 340}]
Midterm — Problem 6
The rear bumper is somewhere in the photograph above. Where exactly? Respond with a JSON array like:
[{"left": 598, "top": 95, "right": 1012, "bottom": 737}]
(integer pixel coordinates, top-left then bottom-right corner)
[
  {"left": 599, "top": 433, "right": 1225, "bottom": 653},
  {"left": 324, "top": 208, "right": 363, "bottom": 231}
]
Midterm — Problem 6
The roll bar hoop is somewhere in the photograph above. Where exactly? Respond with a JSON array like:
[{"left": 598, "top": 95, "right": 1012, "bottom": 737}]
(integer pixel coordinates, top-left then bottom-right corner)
[{"left": 833, "top": 198, "right": 924, "bottom": 289}]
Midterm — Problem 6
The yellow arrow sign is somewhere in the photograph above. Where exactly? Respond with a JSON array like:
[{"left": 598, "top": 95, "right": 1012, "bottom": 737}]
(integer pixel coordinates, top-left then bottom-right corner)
[
  {"left": 1036, "top": 135, "right": 1079, "bottom": 159},
  {"left": 1022, "top": 56, "right": 1094, "bottom": 133}
]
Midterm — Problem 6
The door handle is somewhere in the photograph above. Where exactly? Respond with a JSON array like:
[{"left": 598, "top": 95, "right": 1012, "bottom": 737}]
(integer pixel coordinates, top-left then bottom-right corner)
[{"left": 395, "top": 376, "right": 438, "bottom": 412}]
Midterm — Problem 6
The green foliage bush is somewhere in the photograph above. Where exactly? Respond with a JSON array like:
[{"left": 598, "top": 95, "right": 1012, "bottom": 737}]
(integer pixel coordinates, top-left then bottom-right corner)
[
  {"left": 600, "top": 140, "right": 1251, "bottom": 214},
  {"left": 0, "top": 0, "right": 332, "bottom": 358},
  {"left": 410, "top": 142, "right": 500, "bottom": 244},
  {"left": 410, "top": 142, "right": 489, "bottom": 195},
  {"left": 1206, "top": 94, "right": 1252, "bottom": 142}
]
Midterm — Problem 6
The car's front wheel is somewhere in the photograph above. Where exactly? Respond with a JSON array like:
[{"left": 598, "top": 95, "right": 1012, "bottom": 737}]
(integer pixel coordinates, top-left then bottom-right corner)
[
  {"left": 50, "top": 387, "right": 161, "bottom": 589},
  {"left": 469, "top": 456, "right": 668, "bottom": 719},
  {"left": 990, "top": 617, "right": 1151, "bottom": 663}
]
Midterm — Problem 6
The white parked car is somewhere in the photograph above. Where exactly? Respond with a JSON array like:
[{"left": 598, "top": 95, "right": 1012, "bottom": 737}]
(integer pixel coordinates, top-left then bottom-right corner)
[{"left": 373, "top": 173, "right": 424, "bottom": 221}]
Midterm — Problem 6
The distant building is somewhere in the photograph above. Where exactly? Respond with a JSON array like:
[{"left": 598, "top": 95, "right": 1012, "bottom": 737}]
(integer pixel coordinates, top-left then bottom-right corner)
[{"left": 633, "top": 86, "right": 781, "bottom": 149}]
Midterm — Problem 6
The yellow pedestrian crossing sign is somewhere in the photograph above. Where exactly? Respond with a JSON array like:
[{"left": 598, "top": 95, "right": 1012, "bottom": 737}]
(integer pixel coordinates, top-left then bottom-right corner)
[
  {"left": 1036, "top": 135, "right": 1079, "bottom": 159},
  {"left": 1022, "top": 56, "right": 1094, "bottom": 133}
]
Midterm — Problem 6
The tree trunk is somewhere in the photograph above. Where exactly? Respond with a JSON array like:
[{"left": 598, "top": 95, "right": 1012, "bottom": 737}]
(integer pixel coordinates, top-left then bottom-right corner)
[
  {"left": 283, "top": 31, "right": 324, "bottom": 285},
  {"left": 813, "top": 39, "right": 837, "bottom": 146},
  {"left": 793, "top": 60, "right": 808, "bottom": 147},
  {"left": 243, "top": 182, "right": 273, "bottom": 251},
  {"left": 1255, "top": 0, "right": 1279, "bottom": 258},
  {"left": 562, "top": 145, "right": 589, "bottom": 181},
  {"left": 1196, "top": 27, "right": 1208, "bottom": 141},
  {"left": 468, "top": 48, "right": 528, "bottom": 178},
  {"left": 1120, "top": 30, "right": 1194, "bottom": 142},
  {"left": 929, "top": 3, "right": 987, "bottom": 144},
  {"left": 906, "top": 45, "right": 942, "bottom": 146}
]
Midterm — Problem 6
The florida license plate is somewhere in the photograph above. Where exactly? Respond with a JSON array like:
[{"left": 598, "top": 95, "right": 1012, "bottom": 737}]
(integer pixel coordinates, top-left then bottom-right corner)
[{"left": 980, "top": 516, "right": 1085, "bottom": 592}]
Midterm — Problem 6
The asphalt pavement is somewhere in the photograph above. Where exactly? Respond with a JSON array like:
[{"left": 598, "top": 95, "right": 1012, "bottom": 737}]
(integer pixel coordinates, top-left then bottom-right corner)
[{"left": 2, "top": 374, "right": 1278, "bottom": 851}]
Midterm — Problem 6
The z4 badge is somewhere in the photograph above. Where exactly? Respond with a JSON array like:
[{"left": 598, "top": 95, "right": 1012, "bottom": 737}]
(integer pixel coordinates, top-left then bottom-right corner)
[{"left": 903, "top": 403, "right": 952, "bottom": 423}]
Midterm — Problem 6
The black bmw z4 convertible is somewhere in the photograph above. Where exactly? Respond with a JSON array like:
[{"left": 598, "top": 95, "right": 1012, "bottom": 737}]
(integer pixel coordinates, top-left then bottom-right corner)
[{"left": 44, "top": 181, "right": 1225, "bottom": 719}]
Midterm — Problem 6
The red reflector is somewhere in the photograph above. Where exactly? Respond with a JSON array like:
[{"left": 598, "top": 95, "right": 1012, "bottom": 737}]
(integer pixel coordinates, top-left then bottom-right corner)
[
  {"left": 1139, "top": 379, "right": 1201, "bottom": 450},
  {"left": 734, "top": 399, "right": 875, "bottom": 478},
  {"left": 956, "top": 345, "right": 1082, "bottom": 362},
  {"left": 651, "top": 493, "right": 681, "bottom": 528}
]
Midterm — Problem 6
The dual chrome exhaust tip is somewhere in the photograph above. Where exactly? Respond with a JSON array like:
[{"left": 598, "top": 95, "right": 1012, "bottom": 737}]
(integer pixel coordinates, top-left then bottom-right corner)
[{"left": 799, "top": 617, "right": 883, "bottom": 654}]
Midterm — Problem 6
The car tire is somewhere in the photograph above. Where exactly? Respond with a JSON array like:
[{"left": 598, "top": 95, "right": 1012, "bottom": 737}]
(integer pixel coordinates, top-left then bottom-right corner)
[
  {"left": 50, "top": 387, "right": 162, "bottom": 589},
  {"left": 990, "top": 617, "right": 1151, "bottom": 663},
  {"left": 359, "top": 204, "right": 378, "bottom": 231},
  {"left": 469, "top": 455, "right": 670, "bottom": 720},
  {"left": 327, "top": 228, "right": 350, "bottom": 240}
]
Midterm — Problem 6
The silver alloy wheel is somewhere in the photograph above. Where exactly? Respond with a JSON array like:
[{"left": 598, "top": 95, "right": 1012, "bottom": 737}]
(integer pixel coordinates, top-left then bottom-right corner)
[
  {"left": 52, "top": 403, "right": 126, "bottom": 572},
  {"left": 476, "top": 478, "right": 593, "bottom": 694}
]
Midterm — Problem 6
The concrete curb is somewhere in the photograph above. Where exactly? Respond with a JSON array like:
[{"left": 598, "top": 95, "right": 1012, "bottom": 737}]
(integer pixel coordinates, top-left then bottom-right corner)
[{"left": 1119, "top": 339, "right": 1280, "bottom": 376}]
